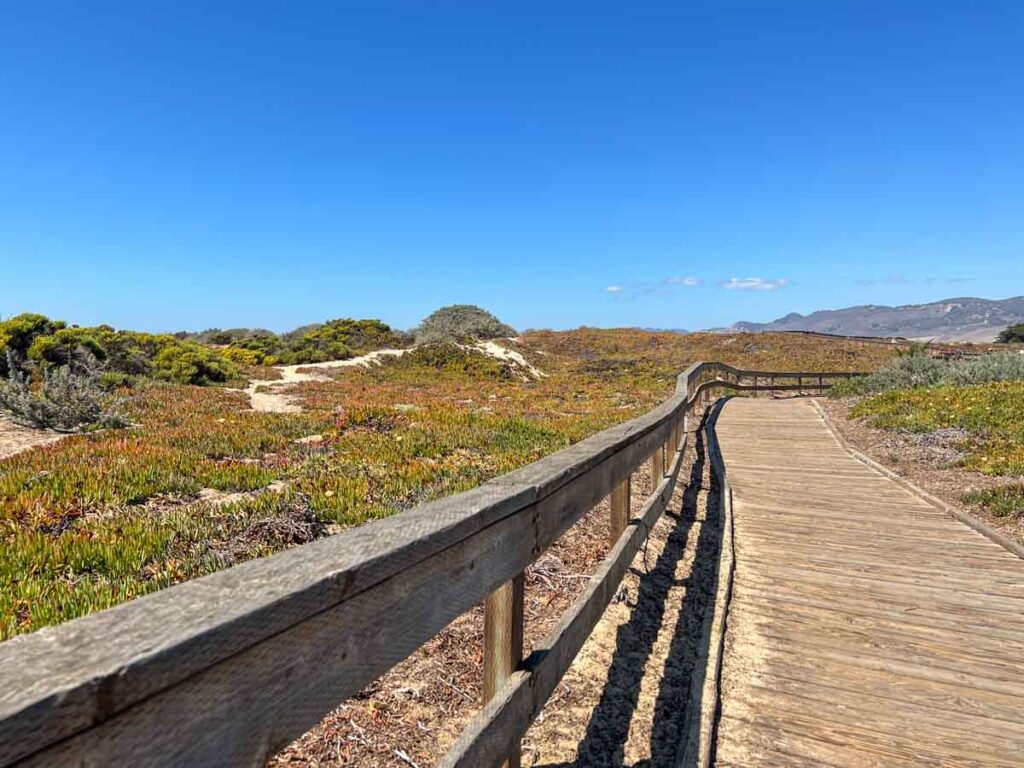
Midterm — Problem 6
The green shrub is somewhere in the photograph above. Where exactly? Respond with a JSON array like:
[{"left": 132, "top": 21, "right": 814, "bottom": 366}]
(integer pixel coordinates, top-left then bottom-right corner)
[
  {"left": 0, "top": 313, "right": 66, "bottom": 375},
  {"left": 99, "top": 371, "right": 137, "bottom": 391},
  {"left": 830, "top": 352, "right": 945, "bottom": 396},
  {"left": 94, "top": 329, "right": 161, "bottom": 376},
  {"left": 963, "top": 485, "right": 1024, "bottom": 519},
  {"left": 28, "top": 328, "right": 107, "bottom": 367},
  {"left": 291, "top": 318, "right": 406, "bottom": 359},
  {"left": 222, "top": 346, "right": 265, "bottom": 366},
  {"left": 414, "top": 305, "right": 515, "bottom": 344},
  {"left": 943, "top": 351, "right": 1024, "bottom": 385},
  {"left": 996, "top": 324, "right": 1024, "bottom": 344},
  {"left": 152, "top": 342, "right": 238, "bottom": 386},
  {"left": 831, "top": 350, "right": 1024, "bottom": 397},
  {"left": 181, "top": 327, "right": 277, "bottom": 345},
  {"left": 397, "top": 342, "right": 514, "bottom": 379},
  {"left": 227, "top": 318, "right": 408, "bottom": 366},
  {"left": 0, "top": 352, "right": 128, "bottom": 432}
]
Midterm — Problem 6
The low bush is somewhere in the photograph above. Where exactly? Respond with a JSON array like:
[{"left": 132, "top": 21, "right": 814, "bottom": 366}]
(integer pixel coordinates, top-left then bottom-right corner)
[
  {"left": 152, "top": 342, "right": 238, "bottom": 386},
  {"left": 222, "top": 346, "right": 265, "bottom": 367},
  {"left": 397, "top": 342, "right": 514, "bottom": 379},
  {"left": 963, "top": 485, "right": 1024, "bottom": 519},
  {"left": 28, "top": 328, "right": 107, "bottom": 367},
  {"left": 851, "top": 381, "right": 1024, "bottom": 476},
  {"left": 0, "top": 352, "right": 129, "bottom": 432},
  {"left": 226, "top": 319, "right": 408, "bottom": 366},
  {"left": 99, "top": 371, "right": 137, "bottom": 391},
  {"left": 0, "top": 315, "right": 244, "bottom": 387},
  {"left": 996, "top": 324, "right": 1024, "bottom": 344},
  {"left": 832, "top": 350, "right": 1024, "bottom": 396},
  {"left": 414, "top": 305, "right": 515, "bottom": 344},
  {"left": 0, "top": 314, "right": 66, "bottom": 375}
]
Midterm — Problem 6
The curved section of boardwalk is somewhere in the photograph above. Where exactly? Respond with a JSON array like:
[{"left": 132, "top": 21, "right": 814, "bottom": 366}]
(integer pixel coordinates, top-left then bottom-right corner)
[{"left": 713, "top": 397, "right": 1024, "bottom": 767}]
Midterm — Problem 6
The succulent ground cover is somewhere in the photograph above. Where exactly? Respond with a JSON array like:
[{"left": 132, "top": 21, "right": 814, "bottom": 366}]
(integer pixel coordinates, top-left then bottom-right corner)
[
  {"left": 850, "top": 381, "right": 1024, "bottom": 522},
  {"left": 0, "top": 330, "right": 892, "bottom": 639}
]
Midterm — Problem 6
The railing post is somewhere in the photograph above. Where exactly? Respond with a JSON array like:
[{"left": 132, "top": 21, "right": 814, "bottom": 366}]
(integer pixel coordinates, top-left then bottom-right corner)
[
  {"left": 484, "top": 574, "right": 525, "bottom": 768},
  {"left": 609, "top": 476, "right": 630, "bottom": 546},
  {"left": 649, "top": 445, "right": 665, "bottom": 492},
  {"left": 818, "top": 374, "right": 824, "bottom": 395},
  {"left": 771, "top": 375, "right": 775, "bottom": 398},
  {"left": 798, "top": 375, "right": 803, "bottom": 396}
]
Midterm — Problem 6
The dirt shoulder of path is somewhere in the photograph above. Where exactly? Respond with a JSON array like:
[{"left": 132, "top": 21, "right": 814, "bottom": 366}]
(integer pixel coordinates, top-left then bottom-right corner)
[
  {"left": 820, "top": 397, "right": 1024, "bottom": 547},
  {"left": 0, "top": 416, "right": 66, "bottom": 461}
]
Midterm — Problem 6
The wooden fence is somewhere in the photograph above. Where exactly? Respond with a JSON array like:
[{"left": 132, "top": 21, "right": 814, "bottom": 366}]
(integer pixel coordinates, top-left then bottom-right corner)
[
  {"left": 775, "top": 329, "right": 1005, "bottom": 358},
  {"left": 0, "top": 363, "right": 864, "bottom": 767}
]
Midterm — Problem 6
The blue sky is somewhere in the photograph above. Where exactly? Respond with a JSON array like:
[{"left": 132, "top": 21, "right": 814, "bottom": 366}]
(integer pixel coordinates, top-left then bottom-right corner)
[{"left": 2, "top": 2, "right": 1022, "bottom": 333}]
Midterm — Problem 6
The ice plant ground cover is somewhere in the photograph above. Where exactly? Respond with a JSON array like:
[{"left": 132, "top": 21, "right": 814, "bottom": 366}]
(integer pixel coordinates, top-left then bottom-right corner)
[
  {"left": 0, "top": 329, "right": 892, "bottom": 639},
  {"left": 852, "top": 381, "right": 1024, "bottom": 519}
]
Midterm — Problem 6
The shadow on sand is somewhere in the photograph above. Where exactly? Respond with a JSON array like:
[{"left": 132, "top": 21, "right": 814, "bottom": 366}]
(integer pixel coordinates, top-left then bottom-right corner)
[{"left": 536, "top": 410, "right": 724, "bottom": 768}]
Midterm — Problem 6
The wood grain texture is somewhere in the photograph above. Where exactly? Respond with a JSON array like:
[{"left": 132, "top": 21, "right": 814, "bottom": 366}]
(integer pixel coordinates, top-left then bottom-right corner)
[
  {"left": 609, "top": 477, "right": 631, "bottom": 546},
  {"left": 438, "top": 433, "right": 688, "bottom": 768},
  {"left": 713, "top": 397, "right": 1024, "bottom": 767},
  {"left": 484, "top": 573, "right": 525, "bottom": 768},
  {"left": 1, "top": 368, "right": 720, "bottom": 766}
]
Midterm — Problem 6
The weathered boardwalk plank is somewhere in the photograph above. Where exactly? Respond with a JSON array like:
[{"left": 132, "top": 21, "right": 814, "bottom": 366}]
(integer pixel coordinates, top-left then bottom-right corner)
[{"left": 714, "top": 397, "right": 1024, "bottom": 767}]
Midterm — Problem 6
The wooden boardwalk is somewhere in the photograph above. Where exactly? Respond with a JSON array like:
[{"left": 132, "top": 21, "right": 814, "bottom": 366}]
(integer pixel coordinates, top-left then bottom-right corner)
[{"left": 713, "top": 397, "right": 1024, "bottom": 767}]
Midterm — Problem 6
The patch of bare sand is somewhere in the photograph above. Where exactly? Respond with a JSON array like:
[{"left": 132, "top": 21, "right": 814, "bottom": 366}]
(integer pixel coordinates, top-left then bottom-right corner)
[
  {"left": 522, "top": 420, "right": 719, "bottom": 768},
  {"left": 244, "top": 349, "right": 411, "bottom": 413},
  {"left": 0, "top": 417, "right": 66, "bottom": 461},
  {"left": 244, "top": 341, "right": 547, "bottom": 413}
]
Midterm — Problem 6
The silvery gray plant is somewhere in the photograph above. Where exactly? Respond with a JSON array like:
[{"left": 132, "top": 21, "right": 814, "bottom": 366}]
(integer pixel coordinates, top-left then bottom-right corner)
[{"left": 0, "top": 349, "right": 128, "bottom": 432}]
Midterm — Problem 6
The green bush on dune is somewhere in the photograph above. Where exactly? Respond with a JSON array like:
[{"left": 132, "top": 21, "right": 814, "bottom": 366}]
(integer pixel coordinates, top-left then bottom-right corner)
[
  {"left": 0, "top": 314, "right": 239, "bottom": 387},
  {"left": 207, "top": 318, "right": 410, "bottom": 366},
  {"left": 996, "top": 324, "right": 1024, "bottom": 343},
  {"left": 413, "top": 305, "right": 516, "bottom": 344},
  {"left": 152, "top": 342, "right": 237, "bottom": 386},
  {"left": 832, "top": 350, "right": 1024, "bottom": 397}
]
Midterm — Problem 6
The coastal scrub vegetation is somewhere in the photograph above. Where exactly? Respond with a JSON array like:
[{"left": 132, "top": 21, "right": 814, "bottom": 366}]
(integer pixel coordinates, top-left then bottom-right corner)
[
  {"left": 0, "top": 326, "right": 894, "bottom": 638},
  {"left": 835, "top": 350, "right": 1024, "bottom": 523},
  {"left": 208, "top": 318, "right": 411, "bottom": 366},
  {"left": 997, "top": 323, "right": 1024, "bottom": 343},
  {"left": 0, "top": 313, "right": 241, "bottom": 386},
  {"left": 831, "top": 349, "right": 1024, "bottom": 396},
  {"left": 413, "top": 304, "right": 516, "bottom": 344}
]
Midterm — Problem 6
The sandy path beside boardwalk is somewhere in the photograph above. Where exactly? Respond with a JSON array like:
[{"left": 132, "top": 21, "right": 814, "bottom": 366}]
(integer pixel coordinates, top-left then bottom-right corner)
[
  {"left": 244, "top": 348, "right": 411, "bottom": 413},
  {"left": 0, "top": 417, "right": 66, "bottom": 461}
]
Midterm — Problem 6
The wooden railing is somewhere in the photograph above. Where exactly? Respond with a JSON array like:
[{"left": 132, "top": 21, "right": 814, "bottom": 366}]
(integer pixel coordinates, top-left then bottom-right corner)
[
  {"left": 0, "top": 363, "right": 865, "bottom": 767},
  {"left": 776, "top": 329, "right": 1001, "bottom": 358}
]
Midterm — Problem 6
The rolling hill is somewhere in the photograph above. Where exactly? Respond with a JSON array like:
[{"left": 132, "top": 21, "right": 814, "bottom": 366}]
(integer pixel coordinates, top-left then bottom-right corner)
[{"left": 727, "top": 296, "right": 1024, "bottom": 342}]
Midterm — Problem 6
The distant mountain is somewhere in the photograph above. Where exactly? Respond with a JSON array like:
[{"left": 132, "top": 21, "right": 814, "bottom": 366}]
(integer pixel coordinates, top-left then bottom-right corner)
[{"left": 726, "top": 296, "right": 1024, "bottom": 342}]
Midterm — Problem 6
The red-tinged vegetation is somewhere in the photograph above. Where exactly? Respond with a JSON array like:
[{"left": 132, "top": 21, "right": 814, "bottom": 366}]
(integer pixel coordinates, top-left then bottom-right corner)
[{"left": 0, "top": 329, "right": 894, "bottom": 638}]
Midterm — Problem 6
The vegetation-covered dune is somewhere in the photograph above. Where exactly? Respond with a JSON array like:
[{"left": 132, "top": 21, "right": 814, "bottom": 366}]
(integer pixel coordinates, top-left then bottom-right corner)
[{"left": 0, "top": 323, "right": 894, "bottom": 639}]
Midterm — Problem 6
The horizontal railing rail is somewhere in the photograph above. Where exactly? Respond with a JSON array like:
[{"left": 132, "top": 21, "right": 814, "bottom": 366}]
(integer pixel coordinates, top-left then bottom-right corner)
[{"left": 0, "top": 362, "right": 867, "bottom": 767}]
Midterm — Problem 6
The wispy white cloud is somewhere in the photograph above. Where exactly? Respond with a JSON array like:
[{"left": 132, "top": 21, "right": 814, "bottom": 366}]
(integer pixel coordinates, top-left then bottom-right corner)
[
  {"left": 663, "top": 275, "right": 703, "bottom": 287},
  {"left": 721, "top": 277, "right": 788, "bottom": 291},
  {"left": 856, "top": 275, "right": 910, "bottom": 287},
  {"left": 604, "top": 276, "right": 702, "bottom": 298}
]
